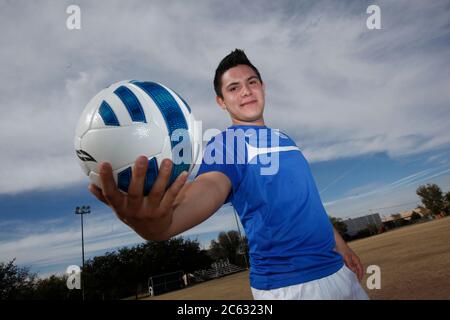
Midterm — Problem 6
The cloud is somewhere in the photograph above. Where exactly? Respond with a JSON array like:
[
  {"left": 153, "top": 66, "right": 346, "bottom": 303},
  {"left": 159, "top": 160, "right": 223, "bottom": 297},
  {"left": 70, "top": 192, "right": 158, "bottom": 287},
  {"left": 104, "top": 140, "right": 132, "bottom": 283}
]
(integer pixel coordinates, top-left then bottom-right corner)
[
  {"left": 0, "top": 0, "right": 449, "bottom": 196},
  {"left": 324, "top": 165, "right": 450, "bottom": 218},
  {"left": 319, "top": 164, "right": 362, "bottom": 195}
]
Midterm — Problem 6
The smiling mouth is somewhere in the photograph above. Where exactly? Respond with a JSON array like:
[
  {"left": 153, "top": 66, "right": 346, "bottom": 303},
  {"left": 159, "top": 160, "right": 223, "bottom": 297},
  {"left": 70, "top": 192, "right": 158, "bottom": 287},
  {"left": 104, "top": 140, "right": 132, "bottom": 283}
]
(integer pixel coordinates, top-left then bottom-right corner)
[{"left": 241, "top": 100, "right": 257, "bottom": 107}]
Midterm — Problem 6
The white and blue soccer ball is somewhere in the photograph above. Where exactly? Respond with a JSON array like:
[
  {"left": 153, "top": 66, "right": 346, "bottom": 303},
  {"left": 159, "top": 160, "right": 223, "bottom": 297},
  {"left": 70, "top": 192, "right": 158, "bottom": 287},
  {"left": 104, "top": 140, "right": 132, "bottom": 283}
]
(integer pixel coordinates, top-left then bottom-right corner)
[{"left": 74, "top": 80, "right": 199, "bottom": 194}]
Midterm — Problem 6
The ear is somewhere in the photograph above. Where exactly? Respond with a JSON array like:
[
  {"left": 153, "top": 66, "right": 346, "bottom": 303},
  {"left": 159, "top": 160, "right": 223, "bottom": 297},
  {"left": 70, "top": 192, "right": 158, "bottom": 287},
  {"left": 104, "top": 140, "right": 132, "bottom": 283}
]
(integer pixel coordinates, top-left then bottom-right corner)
[{"left": 216, "top": 96, "right": 227, "bottom": 110}]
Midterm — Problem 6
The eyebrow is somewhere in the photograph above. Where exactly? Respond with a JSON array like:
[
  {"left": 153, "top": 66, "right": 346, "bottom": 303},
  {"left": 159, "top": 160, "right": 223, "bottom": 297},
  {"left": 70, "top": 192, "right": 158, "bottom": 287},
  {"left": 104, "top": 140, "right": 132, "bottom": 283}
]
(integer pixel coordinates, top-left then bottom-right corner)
[{"left": 226, "top": 76, "right": 259, "bottom": 89}]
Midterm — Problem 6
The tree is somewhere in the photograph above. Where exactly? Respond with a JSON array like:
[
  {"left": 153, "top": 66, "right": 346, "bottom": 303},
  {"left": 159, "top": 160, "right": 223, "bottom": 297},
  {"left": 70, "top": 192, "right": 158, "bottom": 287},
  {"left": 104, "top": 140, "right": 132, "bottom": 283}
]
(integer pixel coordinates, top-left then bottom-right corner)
[
  {"left": 81, "top": 237, "right": 212, "bottom": 299},
  {"left": 209, "top": 231, "right": 243, "bottom": 266},
  {"left": 1, "top": 237, "right": 213, "bottom": 300},
  {"left": 416, "top": 184, "right": 445, "bottom": 217},
  {"left": 410, "top": 211, "right": 422, "bottom": 222},
  {"left": 329, "top": 216, "right": 348, "bottom": 238},
  {"left": 34, "top": 275, "right": 80, "bottom": 300},
  {"left": 444, "top": 191, "right": 450, "bottom": 216},
  {"left": 84, "top": 252, "right": 123, "bottom": 300},
  {"left": 0, "top": 259, "right": 36, "bottom": 300},
  {"left": 175, "top": 238, "right": 213, "bottom": 273}
]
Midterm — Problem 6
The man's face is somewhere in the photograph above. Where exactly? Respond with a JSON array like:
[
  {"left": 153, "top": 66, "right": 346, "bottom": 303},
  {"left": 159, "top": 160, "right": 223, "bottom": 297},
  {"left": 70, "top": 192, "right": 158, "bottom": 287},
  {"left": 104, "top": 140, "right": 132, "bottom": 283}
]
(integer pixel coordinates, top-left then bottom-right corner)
[{"left": 216, "top": 64, "right": 265, "bottom": 125}]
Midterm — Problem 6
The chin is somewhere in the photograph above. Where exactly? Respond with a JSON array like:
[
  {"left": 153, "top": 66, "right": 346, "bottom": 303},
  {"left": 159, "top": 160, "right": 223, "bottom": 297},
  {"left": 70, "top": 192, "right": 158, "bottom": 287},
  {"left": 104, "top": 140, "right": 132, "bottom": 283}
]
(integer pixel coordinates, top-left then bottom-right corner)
[
  {"left": 242, "top": 116, "right": 263, "bottom": 123},
  {"left": 240, "top": 108, "right": 262, "bottom": 118}
]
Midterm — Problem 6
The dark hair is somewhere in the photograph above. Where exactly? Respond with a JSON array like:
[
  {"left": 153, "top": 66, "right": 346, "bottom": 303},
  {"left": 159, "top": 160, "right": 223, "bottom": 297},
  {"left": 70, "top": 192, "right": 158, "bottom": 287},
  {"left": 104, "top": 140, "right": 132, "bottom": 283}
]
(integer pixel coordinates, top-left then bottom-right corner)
[{"left": 213, "top": 49, "right": 263, "bottom": 98}]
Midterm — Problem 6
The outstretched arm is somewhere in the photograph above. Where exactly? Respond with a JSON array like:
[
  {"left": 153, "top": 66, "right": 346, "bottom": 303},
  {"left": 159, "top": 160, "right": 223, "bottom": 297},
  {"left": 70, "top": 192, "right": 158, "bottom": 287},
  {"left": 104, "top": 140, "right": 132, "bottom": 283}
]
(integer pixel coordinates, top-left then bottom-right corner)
[
  {"left": 89, "top": 156, "right": 231, "bottom": 241},
  {"left": 333, "top": 227, "right": 364, "bottom": 281}
]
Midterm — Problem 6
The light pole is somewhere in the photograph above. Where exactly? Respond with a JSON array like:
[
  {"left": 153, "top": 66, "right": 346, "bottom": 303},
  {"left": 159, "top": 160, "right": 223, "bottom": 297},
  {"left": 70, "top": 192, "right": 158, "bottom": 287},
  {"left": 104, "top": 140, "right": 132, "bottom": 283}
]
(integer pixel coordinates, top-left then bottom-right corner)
[
  {"left": 75, "top": 205, "right": 90, "bottom": 300},
  {"left": 232, "top": 205, "right": 249, "bottom": 270}
]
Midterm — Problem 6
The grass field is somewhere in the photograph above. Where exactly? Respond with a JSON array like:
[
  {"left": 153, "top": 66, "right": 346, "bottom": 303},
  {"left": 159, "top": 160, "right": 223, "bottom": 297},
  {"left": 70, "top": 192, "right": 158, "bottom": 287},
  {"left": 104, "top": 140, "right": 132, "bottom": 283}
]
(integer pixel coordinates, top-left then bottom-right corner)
[{"left": 145, "top": 216, "right": 450, "bottom": 300}]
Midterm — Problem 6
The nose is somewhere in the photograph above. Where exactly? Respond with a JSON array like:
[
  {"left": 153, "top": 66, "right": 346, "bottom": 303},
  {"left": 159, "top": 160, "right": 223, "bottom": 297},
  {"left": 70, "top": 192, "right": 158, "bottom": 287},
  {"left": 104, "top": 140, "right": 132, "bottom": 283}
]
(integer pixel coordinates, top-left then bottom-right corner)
[{"left": 241, "top": 84, "right": 252, "bottom": 97}]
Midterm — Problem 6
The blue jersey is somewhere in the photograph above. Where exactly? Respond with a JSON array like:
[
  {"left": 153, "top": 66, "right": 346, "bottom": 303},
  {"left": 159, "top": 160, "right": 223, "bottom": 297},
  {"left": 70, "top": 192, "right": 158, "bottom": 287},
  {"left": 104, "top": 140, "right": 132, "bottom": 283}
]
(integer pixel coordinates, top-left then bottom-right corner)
[{"left": 196, "top": 125, "right": 343, "bottom": 290}]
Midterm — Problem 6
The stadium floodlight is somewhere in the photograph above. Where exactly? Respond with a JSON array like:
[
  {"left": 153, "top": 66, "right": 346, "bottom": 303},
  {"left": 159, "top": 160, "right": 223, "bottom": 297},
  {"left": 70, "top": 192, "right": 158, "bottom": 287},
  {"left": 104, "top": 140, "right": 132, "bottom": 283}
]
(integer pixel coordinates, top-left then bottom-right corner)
[
  {"left": 232, "top": 205, "right": 249, "bottom": 270},
  {"left": 75, "top": 205, "right": 90, "bottom": 300}
]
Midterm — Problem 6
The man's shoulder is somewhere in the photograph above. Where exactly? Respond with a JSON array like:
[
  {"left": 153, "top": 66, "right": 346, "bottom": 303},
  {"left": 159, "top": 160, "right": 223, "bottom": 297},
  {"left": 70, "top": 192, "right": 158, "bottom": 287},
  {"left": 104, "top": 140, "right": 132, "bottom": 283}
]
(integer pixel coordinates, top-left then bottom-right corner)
[{"left": 204, "top": 130, "right": 227, "bottom": 147}]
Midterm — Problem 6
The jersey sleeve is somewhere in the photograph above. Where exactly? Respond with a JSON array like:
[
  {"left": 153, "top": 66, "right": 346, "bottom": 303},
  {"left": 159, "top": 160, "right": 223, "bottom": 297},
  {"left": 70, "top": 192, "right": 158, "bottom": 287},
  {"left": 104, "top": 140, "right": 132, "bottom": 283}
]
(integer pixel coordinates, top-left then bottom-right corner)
[{"left": 195, "top": 133, "right": 244, "bottom": 203}]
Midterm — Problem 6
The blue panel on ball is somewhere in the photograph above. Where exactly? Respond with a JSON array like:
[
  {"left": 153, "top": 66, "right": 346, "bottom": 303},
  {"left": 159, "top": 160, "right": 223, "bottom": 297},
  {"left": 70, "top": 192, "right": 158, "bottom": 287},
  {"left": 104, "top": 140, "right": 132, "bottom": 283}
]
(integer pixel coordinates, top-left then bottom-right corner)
[
  {"left": 143, "top": 157, "right": 159, "bottom": 195},
  {"left": 118, "top": 166, "right": 132, "bottom": 193},
  {"left": 173, "top": 90, "right": 192, "bottom": 114},
  {"left": 117, "top": 159, "right": 159, "bottom": 195},
  {"left": 98, "top": 100, "right": 120, "bottom": 126},
  {"left": 130, "top": 81, "right": 191, "bottom": 185},
  {"left": 114, "top": 85, "right": 147, "bottom": 123}
]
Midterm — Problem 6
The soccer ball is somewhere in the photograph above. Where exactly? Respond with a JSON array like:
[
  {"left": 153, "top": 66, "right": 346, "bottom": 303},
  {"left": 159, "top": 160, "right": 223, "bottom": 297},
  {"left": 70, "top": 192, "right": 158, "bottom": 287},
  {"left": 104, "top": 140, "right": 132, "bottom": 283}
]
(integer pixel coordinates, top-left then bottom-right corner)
[{"left": 74, "top": 80, "right": 199, "bottom": 194}]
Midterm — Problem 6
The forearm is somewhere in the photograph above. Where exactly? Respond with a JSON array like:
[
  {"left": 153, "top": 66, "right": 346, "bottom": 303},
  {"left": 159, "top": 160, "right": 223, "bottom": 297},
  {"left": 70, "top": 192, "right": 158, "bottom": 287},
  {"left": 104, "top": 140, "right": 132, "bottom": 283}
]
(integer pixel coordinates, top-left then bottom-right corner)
[
  {"left": 131, "top": 212, "right": 173, "bottom": 241},
  {"left": 140, "top": 172, "right": 231, "bottom": 241},
  {"left": 333, "top": 226, "right": 348, "bottom": 250},
  {"left": 163, "top": 172, "right": 231, "bottom": 239},
  {"left": 332, "top": 227, "right": 365, "bottom": 280}
]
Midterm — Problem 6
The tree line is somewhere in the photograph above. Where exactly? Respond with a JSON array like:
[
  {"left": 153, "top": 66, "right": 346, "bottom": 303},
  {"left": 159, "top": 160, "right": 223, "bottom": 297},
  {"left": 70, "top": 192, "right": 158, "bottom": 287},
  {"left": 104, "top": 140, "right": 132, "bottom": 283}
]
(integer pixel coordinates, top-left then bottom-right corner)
[{"left": 1, "top": 231, "right": 249, "bottom": 300}]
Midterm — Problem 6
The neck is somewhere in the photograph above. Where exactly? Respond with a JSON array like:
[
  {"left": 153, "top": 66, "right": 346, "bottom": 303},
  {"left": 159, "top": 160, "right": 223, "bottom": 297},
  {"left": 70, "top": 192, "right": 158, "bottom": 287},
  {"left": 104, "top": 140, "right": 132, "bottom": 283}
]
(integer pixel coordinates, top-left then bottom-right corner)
[{"left": 231, "top": 118, "right": 265, "bottom": 127}]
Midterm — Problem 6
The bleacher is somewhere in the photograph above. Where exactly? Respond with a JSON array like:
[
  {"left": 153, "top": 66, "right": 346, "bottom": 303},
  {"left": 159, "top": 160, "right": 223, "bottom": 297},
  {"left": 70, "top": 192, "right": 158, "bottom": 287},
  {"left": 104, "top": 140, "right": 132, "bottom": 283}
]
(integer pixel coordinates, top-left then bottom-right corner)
[
  {"left": 147, "top": 260, "right": 247, "bottom": 296},
  {"left": 191, "top": 259, "right": 246, "bottom": 282}
]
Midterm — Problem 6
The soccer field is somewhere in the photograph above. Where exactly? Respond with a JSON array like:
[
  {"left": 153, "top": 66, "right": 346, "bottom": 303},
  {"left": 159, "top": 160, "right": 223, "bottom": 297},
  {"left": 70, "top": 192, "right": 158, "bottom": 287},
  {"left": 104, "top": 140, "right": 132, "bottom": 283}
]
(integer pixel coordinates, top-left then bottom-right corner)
[
  {"left": 145, "top": 216, "right": 450, "bottom": 300},
  {"left": 351, "top": 215, "right": 450, "bottom": 300}
]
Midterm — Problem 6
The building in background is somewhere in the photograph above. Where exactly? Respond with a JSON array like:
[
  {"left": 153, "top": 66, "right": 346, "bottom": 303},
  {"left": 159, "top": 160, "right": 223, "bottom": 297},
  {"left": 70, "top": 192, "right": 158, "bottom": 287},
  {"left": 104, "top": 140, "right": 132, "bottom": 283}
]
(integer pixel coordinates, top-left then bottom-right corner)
[
  {"left": 381, "top": 207, "right": 430, "bottom": 223},
  {"left": 343, "top": 213, "right": 383, "bottom": 236}
]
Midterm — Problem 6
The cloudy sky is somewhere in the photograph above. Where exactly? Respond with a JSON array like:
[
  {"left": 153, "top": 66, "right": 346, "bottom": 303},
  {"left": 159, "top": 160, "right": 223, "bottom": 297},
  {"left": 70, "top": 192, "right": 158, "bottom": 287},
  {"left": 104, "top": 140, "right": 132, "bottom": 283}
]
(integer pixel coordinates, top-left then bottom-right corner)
[{"left": 0, "top": 0, "right": 449, "bottom": 277}]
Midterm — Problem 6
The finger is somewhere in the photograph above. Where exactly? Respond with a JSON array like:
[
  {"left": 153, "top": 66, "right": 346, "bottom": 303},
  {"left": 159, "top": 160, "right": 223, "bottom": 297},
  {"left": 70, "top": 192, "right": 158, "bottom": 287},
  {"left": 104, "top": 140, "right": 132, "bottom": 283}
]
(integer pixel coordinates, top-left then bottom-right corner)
[
  {"left": 90, "top": 184, "right": 130, "bottom": 227},
  {"left": 147, "top": 159, "right": 173, "bottom": 205},
  {"left": 350, "top": 254, "right": 363, "bottom": 281},
  {"left": 88, "top": 184, "right": 109, "bottom": 205},
  {"left": 344, "top": 256, "right": 354, "bottom": 271},
  {"left": 127, "top": 156, "right": 148, "bottom": 209},
  {"left": 159, "top": 171, "right": 189, "bottom": 212},
  {"left": 356, "top": 258, "right": 364, "bottom": 281},
  {"left": 99, "top": 162, "right": 125, "bottom": 209}
]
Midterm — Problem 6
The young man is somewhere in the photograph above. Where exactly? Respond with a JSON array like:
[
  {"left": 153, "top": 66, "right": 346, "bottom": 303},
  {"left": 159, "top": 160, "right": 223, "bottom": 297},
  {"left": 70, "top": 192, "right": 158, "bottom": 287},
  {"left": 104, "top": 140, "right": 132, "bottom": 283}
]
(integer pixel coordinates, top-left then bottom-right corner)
[{"left": 89, "top": 49, "right": 369, "bottom": 300}]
